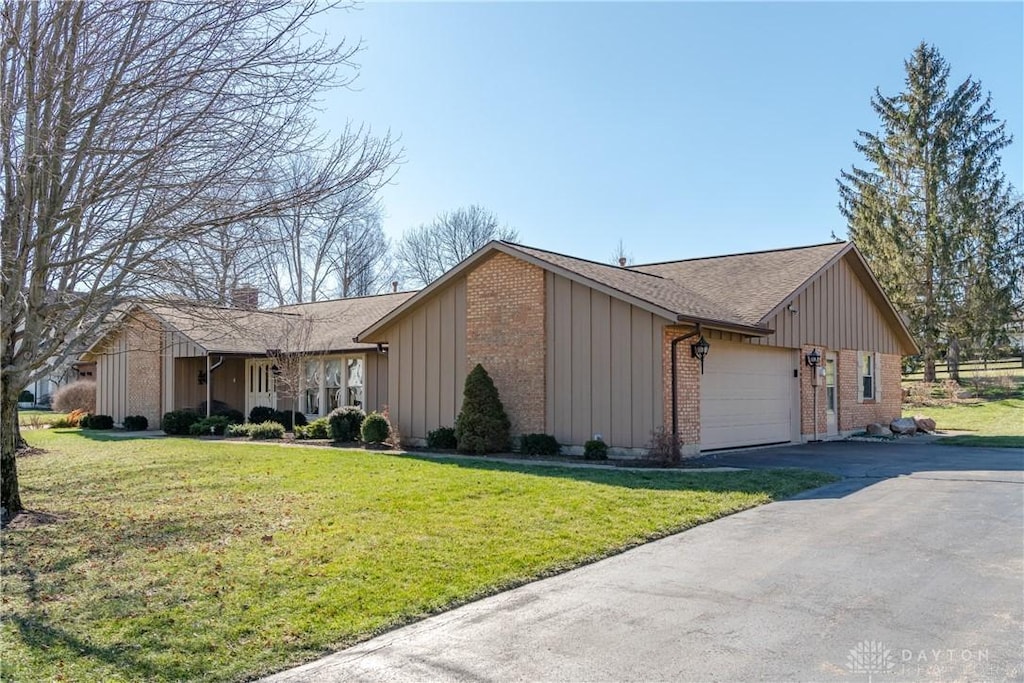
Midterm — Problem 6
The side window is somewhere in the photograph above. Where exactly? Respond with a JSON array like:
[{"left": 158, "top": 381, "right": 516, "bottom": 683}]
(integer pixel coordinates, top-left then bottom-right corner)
[{"left": 860, "top": 352, "right": 875, "bottom": 401}]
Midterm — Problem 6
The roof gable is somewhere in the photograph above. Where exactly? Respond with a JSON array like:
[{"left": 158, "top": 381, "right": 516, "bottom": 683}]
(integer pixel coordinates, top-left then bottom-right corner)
[{"left": 632, "top": 242, "right": 850, "bottom": 327}]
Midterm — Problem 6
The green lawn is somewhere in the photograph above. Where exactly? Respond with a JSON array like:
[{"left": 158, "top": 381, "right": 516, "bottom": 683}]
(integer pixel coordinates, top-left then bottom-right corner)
[
  {"left": 1, "top": 430, "right": 835, "bottom": 682},
  {"left": 904, "top": 398, "right": 1024, "bottom": 447},
  {"left": 17, "top": 410, "right": 68, "bottom": 427}
]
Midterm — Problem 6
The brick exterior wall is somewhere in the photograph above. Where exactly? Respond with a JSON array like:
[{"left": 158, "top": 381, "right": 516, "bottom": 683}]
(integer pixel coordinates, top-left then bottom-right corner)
[
  {"left": 796, "top": 346, "right": 903, "bottom": 440},
  {"left": 465, "top": 252, "right": 546, "bottom": 435},
  {"left": 799, "top": 344, "right": 827, "bottom": 438},
  {"left": 836, "top": 350, "right": 902, "bottom": 433},
  {"left": 661, "top": 325, "right": 701, "bottom": 455},
  {"left": 125, "top": 312, "right": 164, "bottom": 427}
]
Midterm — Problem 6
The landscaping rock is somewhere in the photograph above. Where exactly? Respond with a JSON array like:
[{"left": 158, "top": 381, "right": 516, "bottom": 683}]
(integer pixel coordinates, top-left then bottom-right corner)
[
  {"left": 866, "top": 422, "right": 893, "bottom": 437},
  {"left": 913, "top": 416, "right": 937, "bottom": 433},
  {"left": 889, "top": 417, "right": 919, "bottom": 435}
]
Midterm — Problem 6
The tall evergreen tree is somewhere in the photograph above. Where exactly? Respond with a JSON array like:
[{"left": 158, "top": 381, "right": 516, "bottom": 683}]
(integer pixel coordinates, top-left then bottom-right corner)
[{"left": 839, "top": 43, "right": 1022, "bottom": 382}]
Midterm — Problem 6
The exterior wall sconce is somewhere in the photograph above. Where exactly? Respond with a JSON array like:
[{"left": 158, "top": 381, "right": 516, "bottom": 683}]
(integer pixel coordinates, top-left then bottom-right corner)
[
  {"left": 805, "top": 347, "right": 822, "bottom": 442},
  {"left": 197, "top": 370, "right": 207, "bottom": 385},
  {"left": 691, "top": 335, "right": 710, "bottom": 374},
  {"left": 270, "top": 364, "right": 281, "bottom": 376}
]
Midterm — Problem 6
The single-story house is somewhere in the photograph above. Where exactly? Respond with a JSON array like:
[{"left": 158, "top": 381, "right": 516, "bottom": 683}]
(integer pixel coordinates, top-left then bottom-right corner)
[
  {"left": 355, "top": 240, "right": 917, "bottom": 455},
  {"left": 85, "top": 239, "right": 916, "bottom": 455},
  {"left": 80, "top": 292, "right": 415, "bottom": 428}
]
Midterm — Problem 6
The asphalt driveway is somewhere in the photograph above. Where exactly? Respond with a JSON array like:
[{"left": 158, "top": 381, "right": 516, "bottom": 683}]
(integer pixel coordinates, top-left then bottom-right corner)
[{"left": 265, "top": 442, "right": 1023, "bottom": 682}]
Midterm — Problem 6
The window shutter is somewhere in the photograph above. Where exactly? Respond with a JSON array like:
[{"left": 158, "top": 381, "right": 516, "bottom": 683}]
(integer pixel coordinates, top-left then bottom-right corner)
[
  {"left": 857, "top": 352, "right": 865, "bottom": 402},
  {"left": 874, "top": 352, "right": 881, "bottom": 402}
]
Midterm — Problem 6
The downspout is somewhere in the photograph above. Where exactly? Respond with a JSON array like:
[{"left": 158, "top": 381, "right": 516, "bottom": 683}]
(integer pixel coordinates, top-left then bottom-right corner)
[
  {"left": 669, "top": 324, "right": 702, "bottom": 455},
  {"left": 205, "top": 354, "right": 212, "bottom": 418}
]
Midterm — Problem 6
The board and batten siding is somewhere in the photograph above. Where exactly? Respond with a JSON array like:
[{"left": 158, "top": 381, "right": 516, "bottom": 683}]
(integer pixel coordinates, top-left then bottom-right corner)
[
  {"left": 706, "top": 256, "right": 904, "bottom": 354},
  {"left": 94, "top": 329, "right": 129, "bottom": 422},
  {"left": 364, "top": 351, "right": 388, "bottom": 413},
  {"left": 383, "top": 277, "right": 467, "bottom": 441},
  {"left": 545, "top": 273, "right": 665, "bottom": 449},
  {"left": 162, "top": 329, "right": 206, "bottom": 415}
]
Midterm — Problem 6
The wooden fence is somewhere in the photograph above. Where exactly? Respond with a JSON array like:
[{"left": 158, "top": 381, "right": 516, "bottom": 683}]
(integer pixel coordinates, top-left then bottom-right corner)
[{"left": 903, "top": 356, "right": 1024, "bottom": 380}]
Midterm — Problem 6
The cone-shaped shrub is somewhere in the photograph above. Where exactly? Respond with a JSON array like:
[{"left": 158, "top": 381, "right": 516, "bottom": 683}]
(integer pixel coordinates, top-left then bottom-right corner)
[{"left": 455, "top": 364, "right": 511, "bottom": 454}]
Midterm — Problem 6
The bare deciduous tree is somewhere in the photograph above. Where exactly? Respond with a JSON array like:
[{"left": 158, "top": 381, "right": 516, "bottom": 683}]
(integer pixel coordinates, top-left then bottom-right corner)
[
  {"left": 610, "top": 239, "right": 633, "bottom": 266},
  {"left": 259, "top": 156, "right": 396, "bottom": 305},
  {"left": 0, "top": 0, "right": 399, "bottom": 516},
  {"left": 396, "top": 205, "right": 517, "bottom": 286}
]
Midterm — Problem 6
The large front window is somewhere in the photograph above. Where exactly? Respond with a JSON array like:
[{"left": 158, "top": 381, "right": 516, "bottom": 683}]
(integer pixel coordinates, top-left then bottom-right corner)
[
  {"left": 347, "top": 358, "right": 364, "bottom": 408},
  {"left": 325, "top": 360, "right": 344, "bottom": 412}
]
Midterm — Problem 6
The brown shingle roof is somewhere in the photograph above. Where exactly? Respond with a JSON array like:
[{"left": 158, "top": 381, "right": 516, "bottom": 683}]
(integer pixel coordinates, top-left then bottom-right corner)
[
  {"left": 632, "top": 241, "right": 849, "bottom": 326},
  {"left": 272, "top": 292, "right": 418, "bottom": 352},
  {"left": 147, "top": 291, "right": 418, "bottom": 354},
  {"left": 502, "top": 243, "right": 744, "bottom": 324}
]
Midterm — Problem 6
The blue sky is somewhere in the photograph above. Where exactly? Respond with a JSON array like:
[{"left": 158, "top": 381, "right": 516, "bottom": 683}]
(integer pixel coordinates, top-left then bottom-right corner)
[{"left": 312, "top": 2, "right": 1023, "bottom": 265}]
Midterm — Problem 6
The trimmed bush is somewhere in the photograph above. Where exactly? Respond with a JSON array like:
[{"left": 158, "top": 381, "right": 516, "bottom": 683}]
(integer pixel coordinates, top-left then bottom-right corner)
[
  {"left": 52, "top": 380, "right": 97, "bottom": 413},
  {"left": 426, "top": 426, "right": 458, "bottom": 450},
  {"left": 455, "top": 364, "right": 511, "bottom": 454},
  {"left": 226, "top": 423, "right": 251, "bottom": 438},
  {"left": 80, "top": 413, "right": 114, "bottom": 430},
  {"left": 272, "top": 410, "right": 307, "bottom": 431},
  {"left": 295, "top": 417, "right": 330, "bottom": 440},
  {"left": 18, "top": 390, "right": 33, "bottom": 403},
  {"left": 361, "top": 411, "right": 390, "bottom": 444},
  {"left": 248, "top": 406, "right": 277, "bottom": 424},
  {"left": 122, "top": 415, "right": 149, "bottom": 431},
  {"left": 161, "top": 409, "right": 200, "bottom": 435},
  {"left": 328, "top": 406, "right": 365, "bottom": 442},
  {"left": 519, "top": 433, "right": 561, "bottom": 456},
  {"left": 212, "top": 408, "right": 244, "bottom": 425},
  {"left": 583, "top": 438, "right": 609, "bottom": 460},
  {"left": 189, "top": 415, "right": 232, "bottom": 436},
  {"left": 248, "top": 421, "right": 285, "bottom": 440}
]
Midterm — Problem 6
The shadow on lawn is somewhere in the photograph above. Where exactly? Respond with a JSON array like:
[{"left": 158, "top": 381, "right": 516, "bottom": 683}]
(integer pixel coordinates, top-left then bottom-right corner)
[
  {"left": 60, "top": 429, "right": 164, "bottom": 443},
  {"left": 395, "top": 452, "right": 838, "bottom": 499},
  {"left": 5, "top": 613, "right": 188, "bottom": 682}
]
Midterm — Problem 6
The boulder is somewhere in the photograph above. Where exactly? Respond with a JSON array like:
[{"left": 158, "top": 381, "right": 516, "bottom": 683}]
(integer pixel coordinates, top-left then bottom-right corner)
[
  {"left": 866, "top": 422, "right": 893, "bottom": 437},
  {"left": 913, "top": 416, "right": 937, "bottom": 433},
  {"left": 889, "top": 417, "right": 919, "bottom": 435}
]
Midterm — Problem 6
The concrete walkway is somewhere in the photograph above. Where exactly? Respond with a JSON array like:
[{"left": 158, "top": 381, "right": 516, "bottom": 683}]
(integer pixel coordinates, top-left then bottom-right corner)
[{"left": 263, "top": 442, "right": 1023, "bottom": 682}]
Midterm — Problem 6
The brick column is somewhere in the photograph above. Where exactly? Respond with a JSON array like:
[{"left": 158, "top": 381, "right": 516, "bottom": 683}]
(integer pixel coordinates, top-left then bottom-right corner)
[
  {"left": 465, "top": 252, "right": 546, "bottom": 435},
  {"left": 799, "top": 344, "right": 828, "bottom": 438},
  {"left": 662, "top": 325, "right": 701, "bottom": 454},
  {"left": 125, "top": 312, "right": 164, "bottom": 426}
]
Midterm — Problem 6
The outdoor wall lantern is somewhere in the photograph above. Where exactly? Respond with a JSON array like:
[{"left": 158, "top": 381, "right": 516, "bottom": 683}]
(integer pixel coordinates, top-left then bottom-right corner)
[
  {"left": 691, "top": 335, "right": 710, "bottom": 374},
  {"left": 270, "top": 364, "right": 281, "bottom": 376},
  {"left": 805, "top": 348, "right": 821, "bottom": 368},
  {"left": 197, "top": 370, "right": 207, "bottom": 385}
]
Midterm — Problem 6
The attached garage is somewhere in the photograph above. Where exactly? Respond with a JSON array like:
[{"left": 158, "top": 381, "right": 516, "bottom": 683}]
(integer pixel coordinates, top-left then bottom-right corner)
[{"left": 700, "top": 342, "right": 799, "bottom": 450}]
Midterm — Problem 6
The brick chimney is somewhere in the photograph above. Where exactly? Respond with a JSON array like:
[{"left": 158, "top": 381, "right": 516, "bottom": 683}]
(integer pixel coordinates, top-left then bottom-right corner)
[{"left": 231, "top": 285, "right": 259, "bottom": 310}]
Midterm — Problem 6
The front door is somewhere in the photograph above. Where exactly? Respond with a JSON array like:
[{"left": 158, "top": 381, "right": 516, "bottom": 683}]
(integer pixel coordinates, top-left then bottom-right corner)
[
  {"left": 246, "top": 359, "right": 277, "bottom": 418},
  {"left": 825, "top": 353, "right": 838, "bottom": 437}
]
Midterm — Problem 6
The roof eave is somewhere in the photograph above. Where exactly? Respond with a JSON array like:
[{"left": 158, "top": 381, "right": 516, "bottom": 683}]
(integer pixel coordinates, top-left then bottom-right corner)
[{"left": 677, "top": 314, "right": 774, "bottom": 337}]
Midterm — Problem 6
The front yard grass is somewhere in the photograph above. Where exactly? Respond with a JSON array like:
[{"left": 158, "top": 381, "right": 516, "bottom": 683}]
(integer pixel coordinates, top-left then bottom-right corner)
[
  {"left": 16, "top": 410, "right": 67, "bottom": 427},
  {"left": 904, "top": 398, "right": 1024, "bottom": 447},
  {"left": 2, "top": 430, "right": 835, "bottom": 682}
]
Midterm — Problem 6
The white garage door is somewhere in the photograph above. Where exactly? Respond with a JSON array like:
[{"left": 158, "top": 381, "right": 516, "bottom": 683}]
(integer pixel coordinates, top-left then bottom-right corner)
[{"left": 700, "top": 342, "right": 798, "bottom": 451}]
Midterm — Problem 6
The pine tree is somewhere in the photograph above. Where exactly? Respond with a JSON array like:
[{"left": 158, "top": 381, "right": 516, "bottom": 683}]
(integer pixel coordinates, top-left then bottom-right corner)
[
  {"left": 455, "top": 364, "right": 511, "bottom": 454},
  {"left": 838, "top": 43, "right": 1022, "bottom": 382}
]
